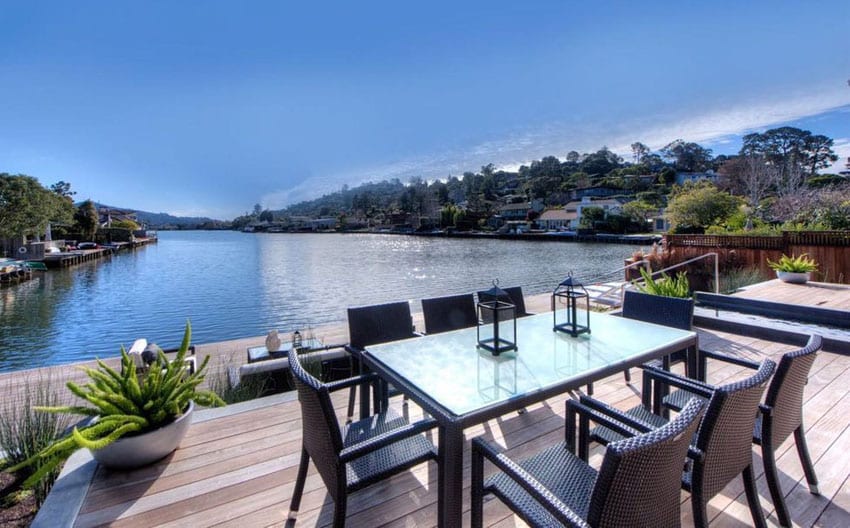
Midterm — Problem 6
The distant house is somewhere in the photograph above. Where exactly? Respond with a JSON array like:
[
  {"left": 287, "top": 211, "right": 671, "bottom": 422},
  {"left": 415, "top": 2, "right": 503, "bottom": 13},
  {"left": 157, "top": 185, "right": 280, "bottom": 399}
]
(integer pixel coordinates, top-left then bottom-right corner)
[
  {"left": 651, "top": 211, "right": 671, "bottom": 233},
  {"left": 308, "top": 218, "right": 337, "bottom": 231},
  {"left": 564, "top": 197, "right": 625, "bottom": 228},
  {"left": 675, "top": 171, "right": 717, "bottom": 186},
  {"left": 569, "top": 187, "right": 622, "bottom": 200},
  {"left": 537, "top": 208, "right": 576, "bottom": 231},
  {"left": 498, "top": 202, "right": 530, "bottom": 221}
]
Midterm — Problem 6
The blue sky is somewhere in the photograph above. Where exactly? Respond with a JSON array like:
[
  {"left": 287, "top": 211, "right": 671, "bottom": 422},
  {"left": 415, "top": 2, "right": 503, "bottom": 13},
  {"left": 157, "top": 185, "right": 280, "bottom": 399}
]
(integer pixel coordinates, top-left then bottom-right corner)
[{"left": 1, "top": 1, "right": 848, "bottom": 220}]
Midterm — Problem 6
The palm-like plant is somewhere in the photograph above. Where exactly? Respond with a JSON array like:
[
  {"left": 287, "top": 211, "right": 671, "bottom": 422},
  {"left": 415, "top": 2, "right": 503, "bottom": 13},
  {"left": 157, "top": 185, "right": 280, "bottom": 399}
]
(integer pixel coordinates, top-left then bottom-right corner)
[
  {"left": 767, "top": 253, "right": 818, "bottom": 273},
  {"left": 11, "top": 322, "right": 224, "bottom": 486},
  {"left": 633, "top": 267, "right": 691, "bottom": 298}
]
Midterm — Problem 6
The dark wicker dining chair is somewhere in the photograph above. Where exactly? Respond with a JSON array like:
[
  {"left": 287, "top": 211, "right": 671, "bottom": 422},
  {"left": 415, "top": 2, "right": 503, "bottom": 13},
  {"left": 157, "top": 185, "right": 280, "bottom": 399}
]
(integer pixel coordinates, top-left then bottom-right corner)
[
  {"left": 583, "top": 289, "right": 694, "bottom": 395},
  {"left": 620, "top": 289, "right": 694, "bottom": 381},
  {"left": 476, "top": 285, "right": 531, "bottom": 317},
  {"left": 287, "top": 349, "right": 437, "bottom": 528},
  {"left": 421, "top": 293, "right": 478, "bottom": 334},
  {"left": 343, "top": 301, "right": 419, "bottom": 418},
  {"left": 662, "top": 334, "right": 823, "bottom": 528},
  {"left": 570, "top": 359, "right": 776, "bottom": 528},
  {"left": 471, "top": 398, "right": 706, "bottom": 527}
]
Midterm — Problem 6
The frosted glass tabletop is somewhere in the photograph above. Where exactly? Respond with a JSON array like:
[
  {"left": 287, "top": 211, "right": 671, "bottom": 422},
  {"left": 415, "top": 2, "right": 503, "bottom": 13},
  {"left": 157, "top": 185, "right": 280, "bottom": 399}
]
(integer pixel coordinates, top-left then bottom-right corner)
[{"left": 365, "top": 311, "right": 695, "bottom": 417}]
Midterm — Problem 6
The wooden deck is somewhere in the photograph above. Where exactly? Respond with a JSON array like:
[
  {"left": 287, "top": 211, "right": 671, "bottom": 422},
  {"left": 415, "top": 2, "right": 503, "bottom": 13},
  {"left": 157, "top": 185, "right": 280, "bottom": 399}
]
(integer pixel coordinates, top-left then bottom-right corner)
[
  {"left": 37, "top": 330, "right": 848, "bottom": 527},
  {"left": 733, "top": 280, "right": 850, "bottom": 311},
  {"left": 16, "top": 281, "right": 850, "bottom": 527}
]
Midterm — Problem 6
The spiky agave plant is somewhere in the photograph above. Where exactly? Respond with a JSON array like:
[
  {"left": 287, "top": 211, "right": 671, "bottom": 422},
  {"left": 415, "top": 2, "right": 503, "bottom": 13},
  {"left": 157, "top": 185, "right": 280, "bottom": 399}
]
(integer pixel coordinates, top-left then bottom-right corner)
[
  {"left": 10, "top": 321, "right": 224, "bottom": 487},
  {"left": 633, "top": 267, "right": 691, "bottom": 298}
]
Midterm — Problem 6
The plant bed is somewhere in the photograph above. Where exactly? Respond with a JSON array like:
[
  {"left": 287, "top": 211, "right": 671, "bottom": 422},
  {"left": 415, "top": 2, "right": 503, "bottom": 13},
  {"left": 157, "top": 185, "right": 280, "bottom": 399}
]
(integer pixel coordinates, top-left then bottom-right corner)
[{"left": 0, "top": 469, "right": 36, "bottom": 528}]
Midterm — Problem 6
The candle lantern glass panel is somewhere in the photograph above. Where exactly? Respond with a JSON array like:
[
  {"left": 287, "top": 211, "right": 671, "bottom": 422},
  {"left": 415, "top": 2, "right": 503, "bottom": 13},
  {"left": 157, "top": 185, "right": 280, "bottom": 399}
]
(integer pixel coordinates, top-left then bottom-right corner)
[
  {"left": 552, "top": 274, "right": 591, "bottom": 337},
  {"left": 477, "top": 282, "right": 517, "bottom": 355}
]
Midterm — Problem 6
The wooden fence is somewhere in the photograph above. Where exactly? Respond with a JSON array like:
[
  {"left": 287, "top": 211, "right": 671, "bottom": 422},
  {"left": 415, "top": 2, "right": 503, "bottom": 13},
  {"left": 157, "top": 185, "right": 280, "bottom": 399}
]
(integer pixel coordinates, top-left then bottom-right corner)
[{"left": 665, "top": 231, "right": 850, "bottom": 284}]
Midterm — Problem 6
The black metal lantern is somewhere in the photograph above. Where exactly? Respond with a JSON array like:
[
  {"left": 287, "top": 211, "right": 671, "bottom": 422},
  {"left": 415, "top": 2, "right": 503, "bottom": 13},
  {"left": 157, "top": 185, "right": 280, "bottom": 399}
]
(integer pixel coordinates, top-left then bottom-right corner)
[
  {"left": 552, "top": 272, "right": 591, "bottom": 337},
  {"left": 477, "top": 280, "right": 517, "bottom": 355}
]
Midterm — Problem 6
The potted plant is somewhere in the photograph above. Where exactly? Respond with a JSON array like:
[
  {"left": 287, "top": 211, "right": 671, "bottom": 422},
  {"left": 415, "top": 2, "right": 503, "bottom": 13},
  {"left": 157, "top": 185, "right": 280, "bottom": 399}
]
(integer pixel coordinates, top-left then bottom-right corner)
[
  {"left": 11, "top": 322, "right": 224, "bottom": 486},
  {"left": 626, "top": 267, "right": 694, "bottom": 331},
  {"left": 767, "top": 253, "right": 818, "bottom": 284}
]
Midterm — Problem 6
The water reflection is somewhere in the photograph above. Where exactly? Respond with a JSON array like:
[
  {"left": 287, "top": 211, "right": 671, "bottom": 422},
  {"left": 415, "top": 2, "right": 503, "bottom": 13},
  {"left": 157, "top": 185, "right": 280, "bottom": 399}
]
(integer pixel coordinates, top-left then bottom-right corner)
[{"left": 0, "top": 231, "right": 633, "bottom": 371}]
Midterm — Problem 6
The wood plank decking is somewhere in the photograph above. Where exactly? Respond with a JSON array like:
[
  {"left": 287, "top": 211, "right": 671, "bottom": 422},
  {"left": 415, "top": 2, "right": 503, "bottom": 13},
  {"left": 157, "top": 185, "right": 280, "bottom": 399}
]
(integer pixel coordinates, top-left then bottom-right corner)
[
  {"left": 38, "top": 327, "right": 847, "bottom": 527},
  {"left": 732, "top": 280, "right": 850, "bottom": 311},
  {"left": 15, "top": 281, "right": 850, "bottom": 527}
]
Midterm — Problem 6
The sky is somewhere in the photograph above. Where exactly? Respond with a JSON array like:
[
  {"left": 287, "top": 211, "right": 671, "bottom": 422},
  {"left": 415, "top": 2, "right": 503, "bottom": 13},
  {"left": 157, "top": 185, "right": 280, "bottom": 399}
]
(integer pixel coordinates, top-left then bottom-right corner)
[{"left": 1, "top": 1, "right": 848, "bottom": 220}]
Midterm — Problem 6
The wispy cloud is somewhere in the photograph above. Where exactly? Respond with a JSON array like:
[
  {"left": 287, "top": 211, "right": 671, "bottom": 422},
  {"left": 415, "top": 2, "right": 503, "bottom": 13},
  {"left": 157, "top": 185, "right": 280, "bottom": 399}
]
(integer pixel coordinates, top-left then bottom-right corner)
[{"left": 264, "top": 84, "right": 850, "bottom": 209}]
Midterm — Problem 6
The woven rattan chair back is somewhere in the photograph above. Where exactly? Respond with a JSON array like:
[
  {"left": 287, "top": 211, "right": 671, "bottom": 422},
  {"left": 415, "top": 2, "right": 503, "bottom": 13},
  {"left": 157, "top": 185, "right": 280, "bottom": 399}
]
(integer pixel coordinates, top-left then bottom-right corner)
[
  {"left": 288, "top": 350, "right": 345, "bottom": 500},
  {"left": 589, "top": 398, "right": 706, "bottom": 527},
  {"left": 477, "top": 286, "right": 528, "bottom": 317},
  {"left": 421, "top": 293, "right": 477, "bottom": 334},
  {"left": 621, "top": 290, "right": 693, "bottom": 330},
  {"left": 347, "top": 301, "right": 416, "bottom": 349},
  {"left": 695, "top": 359, "right": 775, "bottom": 499},
  {"left": 763, "top": 335, "right": 821, "bottom": 445}
]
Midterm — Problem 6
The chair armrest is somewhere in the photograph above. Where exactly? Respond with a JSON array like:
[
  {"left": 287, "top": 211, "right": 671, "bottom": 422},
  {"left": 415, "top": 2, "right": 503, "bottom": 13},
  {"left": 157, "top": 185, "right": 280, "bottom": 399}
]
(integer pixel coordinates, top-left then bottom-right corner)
[
  {"left": 325, "top": 372, "right": 380, "bottom": 393},
  {"left": 471, "top": 438, "right": 591, "bottom": 528},
  {"left": 573, "top": 397, "right": 654, "bottom": 434},
  {"left": 641, "top": 365, "right": 715, "bottom": 399},
  {"left": 339, "top": 417, "right": 437, "bottom": 462},
  {"left": 699, "top": 348, "right": 760, "bottom": 370},
  {"left": 687, "top": 445, "right": 705, "bottom": 463},
  {"left": 344, "top": 344, "right": 364, "bottom": 357},
  {"left": 566, "top": 398, "right": 647, "bottom": 459}
]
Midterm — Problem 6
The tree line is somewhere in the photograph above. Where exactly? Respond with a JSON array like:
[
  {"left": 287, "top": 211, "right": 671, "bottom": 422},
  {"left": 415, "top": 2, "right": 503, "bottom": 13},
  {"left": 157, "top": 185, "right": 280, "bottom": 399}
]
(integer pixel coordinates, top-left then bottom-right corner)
[{"left": 235, "top": 126, "right": 847, "bottom": 233}]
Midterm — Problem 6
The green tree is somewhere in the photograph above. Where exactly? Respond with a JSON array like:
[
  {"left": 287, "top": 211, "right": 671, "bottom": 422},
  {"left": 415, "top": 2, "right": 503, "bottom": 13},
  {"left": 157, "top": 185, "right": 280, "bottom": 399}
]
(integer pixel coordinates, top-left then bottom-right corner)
[
  {"left": 630, "top": 142, "right": 650, "bottom": 164},
  {"left": 110, "top": 219, "right": 140, "bottom": 231},
  {"left": 579, "top": 206, "right": 605, "bottom": 228},
  {"left": 74, "top": 200, "right": 100, "bottom": 240},
  {"left": 50, "top": 180, "right": 76, "bottom": 198},
  {"left": 622, "top": 200, "right": 656, "bottom": 228},
  {"left": 740, "top": 126, "right": 836, "bottom": 183},
  {"left": 0, "top": 174, "right": 73, "bottom": 240},
  {"left": 580, "top": 147, "right": 621, "bottom": 176},
  {"left": 660, "top": 140, "right": 713, "bottom": 172},
  {"left": 258, "top": 210, "right": 274, "bottom": 222},
  {"left": 666, "top": 181, "right": 743, "bottom": 232}
]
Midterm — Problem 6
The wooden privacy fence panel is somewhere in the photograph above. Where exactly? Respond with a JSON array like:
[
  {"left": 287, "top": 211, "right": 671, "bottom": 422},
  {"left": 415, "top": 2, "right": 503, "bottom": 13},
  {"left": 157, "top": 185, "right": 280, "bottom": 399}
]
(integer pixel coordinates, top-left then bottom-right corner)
[{"left": 665, "top": 232, "right": 850, "bottom": 284}]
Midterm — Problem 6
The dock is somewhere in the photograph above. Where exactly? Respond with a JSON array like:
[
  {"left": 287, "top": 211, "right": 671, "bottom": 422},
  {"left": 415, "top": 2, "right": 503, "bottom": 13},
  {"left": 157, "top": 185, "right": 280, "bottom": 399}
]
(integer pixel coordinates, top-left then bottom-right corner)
[{"left": 40, "top": 237, "right": 157, "bottom": 269}]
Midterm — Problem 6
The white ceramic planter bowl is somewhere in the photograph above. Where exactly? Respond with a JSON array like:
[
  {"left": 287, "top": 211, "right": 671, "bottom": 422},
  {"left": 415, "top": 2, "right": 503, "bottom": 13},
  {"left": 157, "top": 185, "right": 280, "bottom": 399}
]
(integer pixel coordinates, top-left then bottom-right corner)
[
  {"left": 776, "top": 271, "right": 810, "bottom": 284},
  {"left": 91, "top": 401, "right": 194, "bottom": 469}
]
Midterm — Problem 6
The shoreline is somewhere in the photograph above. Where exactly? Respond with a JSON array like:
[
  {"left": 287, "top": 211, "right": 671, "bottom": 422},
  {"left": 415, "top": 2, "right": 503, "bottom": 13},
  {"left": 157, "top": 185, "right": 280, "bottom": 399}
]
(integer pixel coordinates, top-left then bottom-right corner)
[{"left": 245, "top": 228, "right": 662, "bottom": 245}]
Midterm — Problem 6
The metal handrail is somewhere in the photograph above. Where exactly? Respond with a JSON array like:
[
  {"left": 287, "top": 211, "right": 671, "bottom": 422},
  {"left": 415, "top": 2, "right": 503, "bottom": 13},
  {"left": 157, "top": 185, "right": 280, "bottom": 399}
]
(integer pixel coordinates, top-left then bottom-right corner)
[
  {"left": 637, "top": 252, "right": 719, "bottom": 295},
  {"left": 582, "top": 252, "right": 719, "bottom": 308},
  {"left": 584, "top": 259, "right": 649, "bottom": 285}
]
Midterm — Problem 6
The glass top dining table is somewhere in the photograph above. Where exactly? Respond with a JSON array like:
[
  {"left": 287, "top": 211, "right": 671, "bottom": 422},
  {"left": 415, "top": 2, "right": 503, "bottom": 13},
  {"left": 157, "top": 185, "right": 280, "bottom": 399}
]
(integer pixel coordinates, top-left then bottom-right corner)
[{"left": 360, "top": 309, "right": 698, "bottom": 527}]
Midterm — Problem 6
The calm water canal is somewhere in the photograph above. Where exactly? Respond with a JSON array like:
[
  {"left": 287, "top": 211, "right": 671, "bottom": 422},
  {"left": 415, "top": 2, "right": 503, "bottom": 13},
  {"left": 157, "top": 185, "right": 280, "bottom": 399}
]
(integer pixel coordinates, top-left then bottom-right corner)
[{"left": 0, "top": 231, "right": 636, "bottom": 372}]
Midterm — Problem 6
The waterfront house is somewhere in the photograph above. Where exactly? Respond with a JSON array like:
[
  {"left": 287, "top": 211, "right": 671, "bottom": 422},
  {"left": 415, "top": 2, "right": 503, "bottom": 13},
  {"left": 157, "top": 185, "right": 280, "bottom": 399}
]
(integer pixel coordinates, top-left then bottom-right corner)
[
  {"left": 565, "top": 196, "right": 626, "bottom": 229},
  {"left": 538, "top": 208, "right": 576, "bottom": 230},
  {"left": 497, "top": 202, "right": 531, "bottom": 221}
]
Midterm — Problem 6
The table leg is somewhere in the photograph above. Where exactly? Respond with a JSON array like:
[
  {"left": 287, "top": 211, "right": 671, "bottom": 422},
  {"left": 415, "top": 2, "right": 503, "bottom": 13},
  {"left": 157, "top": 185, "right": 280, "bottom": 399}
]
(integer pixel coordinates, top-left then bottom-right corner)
[
  {"left": 686, "top": 343, "right": 700, "bottom": 380},
  {"left": 438, "top": 423, "right": 464, "bottom": 528}
]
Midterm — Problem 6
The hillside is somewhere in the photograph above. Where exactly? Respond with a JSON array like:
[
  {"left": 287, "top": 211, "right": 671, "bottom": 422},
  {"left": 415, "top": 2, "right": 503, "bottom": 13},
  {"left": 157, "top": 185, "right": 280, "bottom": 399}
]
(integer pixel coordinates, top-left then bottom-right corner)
[{"left": 92, "top": 202, "right": 221, "bottom": 228}]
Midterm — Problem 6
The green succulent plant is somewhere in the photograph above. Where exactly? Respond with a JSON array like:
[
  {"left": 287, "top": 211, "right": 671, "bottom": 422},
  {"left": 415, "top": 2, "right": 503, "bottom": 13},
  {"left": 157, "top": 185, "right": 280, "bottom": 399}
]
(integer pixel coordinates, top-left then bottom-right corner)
[
  {"left": 10, "top": 322, "right": 224, "bottom": 487},
  {"left": 633, "top": 267, "right": 691, "bottom": 298},
  {"left": 766, "top": 253, "right": 818, "bottom": 273}
]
